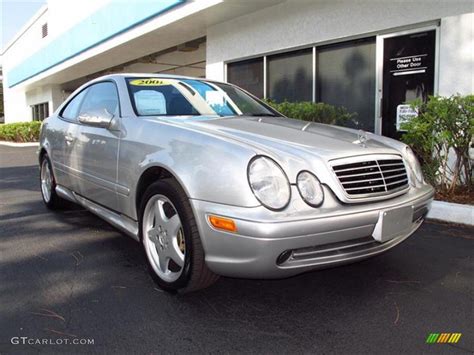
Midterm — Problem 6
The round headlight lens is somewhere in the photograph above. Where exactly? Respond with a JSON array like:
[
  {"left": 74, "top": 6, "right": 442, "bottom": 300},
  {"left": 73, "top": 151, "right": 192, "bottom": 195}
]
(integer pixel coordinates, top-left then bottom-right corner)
[
  {"left": 404, "top": 146, "right": 424, "bottom": 185},
  {"left": 297, "top": 171, "right": 324, "bottom": 207},
  {"left": 248, "top": 156, "right": 290, "bottom": 210}
]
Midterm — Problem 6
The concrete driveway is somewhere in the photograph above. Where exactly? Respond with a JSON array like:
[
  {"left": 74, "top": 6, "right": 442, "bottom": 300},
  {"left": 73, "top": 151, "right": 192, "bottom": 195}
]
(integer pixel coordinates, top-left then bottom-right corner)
[{"left": 0, "top": 145, "right": 472, "bottom": 354}]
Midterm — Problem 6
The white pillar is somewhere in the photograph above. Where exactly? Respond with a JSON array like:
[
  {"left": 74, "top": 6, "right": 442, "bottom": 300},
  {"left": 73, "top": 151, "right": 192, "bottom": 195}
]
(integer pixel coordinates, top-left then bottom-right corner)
[
  {"left": 438, "top": 12, "right": 474, "bottom": 96},
  {"left": 206, "top": 61, "right": 225, "bottom": 81}
]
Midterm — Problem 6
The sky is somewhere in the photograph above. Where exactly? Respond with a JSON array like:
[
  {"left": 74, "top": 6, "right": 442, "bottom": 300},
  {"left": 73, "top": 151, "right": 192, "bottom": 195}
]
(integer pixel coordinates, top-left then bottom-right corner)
[{"left": 1, "top": 0, "right": 46, "bottom": 52}]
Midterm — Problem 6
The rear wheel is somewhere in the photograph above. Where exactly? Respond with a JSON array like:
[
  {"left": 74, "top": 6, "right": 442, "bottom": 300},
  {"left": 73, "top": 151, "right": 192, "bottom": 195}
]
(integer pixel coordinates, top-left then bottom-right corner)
[
  {"left": 40, "top": 154, "right": 65, "bottom": 209},
  {"left": 139, "top": 179, "right": 219, "bottom": 293}
]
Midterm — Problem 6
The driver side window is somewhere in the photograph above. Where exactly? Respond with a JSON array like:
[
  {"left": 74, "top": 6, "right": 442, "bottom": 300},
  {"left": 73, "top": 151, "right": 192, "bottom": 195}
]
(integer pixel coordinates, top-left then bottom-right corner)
[
  {"left": 61, "top": 89, "right": 88, "bottom": 122},
  {"left": 80, "top": 82, "right": 119, "bottom": 117}
]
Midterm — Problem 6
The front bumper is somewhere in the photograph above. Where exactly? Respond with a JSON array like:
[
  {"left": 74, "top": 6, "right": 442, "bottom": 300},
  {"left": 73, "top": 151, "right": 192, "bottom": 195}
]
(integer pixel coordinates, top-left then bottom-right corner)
[{"left": 190, "top": 184, "right": 434, "bottom": 278}]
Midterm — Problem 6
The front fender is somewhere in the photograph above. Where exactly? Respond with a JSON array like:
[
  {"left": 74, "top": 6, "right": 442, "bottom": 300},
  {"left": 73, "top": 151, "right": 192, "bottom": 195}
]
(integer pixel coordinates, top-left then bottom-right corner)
[{"left": 118, "top": 118, "right": 261, "bottom": 220}]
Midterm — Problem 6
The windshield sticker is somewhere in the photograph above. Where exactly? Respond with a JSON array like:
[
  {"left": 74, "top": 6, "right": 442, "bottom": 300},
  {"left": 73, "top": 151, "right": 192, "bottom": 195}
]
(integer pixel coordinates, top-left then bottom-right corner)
[
  {"left": 129, "top": 78, "right": 171, "bottom": 86},
  {"left": 134, "top": 90, "right": 167, "bottom": 115}
]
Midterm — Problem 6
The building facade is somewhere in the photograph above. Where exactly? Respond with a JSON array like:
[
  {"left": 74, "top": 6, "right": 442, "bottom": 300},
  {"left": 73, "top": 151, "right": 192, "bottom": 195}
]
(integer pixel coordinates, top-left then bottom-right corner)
[{"left": 2, "top": 0, "right": 473, "bottom": 139}]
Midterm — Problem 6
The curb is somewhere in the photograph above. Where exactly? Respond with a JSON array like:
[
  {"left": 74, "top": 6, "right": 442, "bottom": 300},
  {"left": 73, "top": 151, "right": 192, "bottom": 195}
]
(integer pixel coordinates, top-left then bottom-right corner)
[
  {"left": 0, "top": 141, "right": 39, "bottom": 147},
  {"left": 427, "top": 200, "right": 473, "bottom": 226}
]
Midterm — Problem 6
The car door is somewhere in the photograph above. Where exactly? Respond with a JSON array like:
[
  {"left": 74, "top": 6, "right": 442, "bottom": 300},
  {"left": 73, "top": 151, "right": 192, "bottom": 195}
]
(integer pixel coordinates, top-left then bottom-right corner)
[
  {"left": 55, "top": 88, "right": 89, "bottom": 190},
  {"left": 74, "top": 81, "right": 121, "bottom": 211}
]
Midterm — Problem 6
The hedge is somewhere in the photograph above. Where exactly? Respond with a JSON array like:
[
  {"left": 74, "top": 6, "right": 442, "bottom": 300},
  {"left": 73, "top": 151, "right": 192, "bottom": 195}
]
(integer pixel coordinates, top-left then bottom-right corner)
[
  {"left": 0, "top": 121, "right": 42, "bottom": 142},
  {"left": 265, "top": 100, "right": 355, "bottom": 125}
]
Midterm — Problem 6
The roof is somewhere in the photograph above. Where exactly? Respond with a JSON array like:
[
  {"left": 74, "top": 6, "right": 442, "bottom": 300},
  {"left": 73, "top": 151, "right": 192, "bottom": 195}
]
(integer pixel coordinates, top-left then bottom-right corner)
[{"left": 93, "top": 73, "right": 226, "bottom": 85}]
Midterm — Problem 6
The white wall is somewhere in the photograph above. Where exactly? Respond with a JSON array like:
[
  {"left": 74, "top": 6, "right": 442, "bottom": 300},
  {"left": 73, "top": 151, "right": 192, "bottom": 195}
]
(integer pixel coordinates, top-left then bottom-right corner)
[
  {"left": 26, "top": 85, "right": 65, "bottom": 118},
  {"left": 3, "top": 85, "right": 63, "bottom": 123},
  {"left": 207, "top": 0, "right": 473, "bottom": 66},
  {"left": 206, "top": 61, "right": 225, "bottom": 81},
  {"left": 438, "top": 12, "right": 474, "bottom": 96},
  {"left": 3, "top": 87, "right": 29, "bottom": 123}
]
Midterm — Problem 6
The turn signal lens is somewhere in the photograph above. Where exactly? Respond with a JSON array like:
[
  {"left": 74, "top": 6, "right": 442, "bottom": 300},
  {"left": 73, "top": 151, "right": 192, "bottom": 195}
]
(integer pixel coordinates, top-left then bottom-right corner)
[{"left": 208, "top": 215, "right": 237, "bottom": 233}]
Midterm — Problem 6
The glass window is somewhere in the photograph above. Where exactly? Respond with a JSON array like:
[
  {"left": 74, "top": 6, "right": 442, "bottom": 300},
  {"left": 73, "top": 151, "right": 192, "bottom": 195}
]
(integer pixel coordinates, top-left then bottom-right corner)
[
  {"left": 212, "top": 83, "right": 277, "bottom": 116},
  {"left": 181, "top": 79, "right": 235, "bottom": 116},
  {"left": 80, "top": 82, "right": 119, "bottom": 116},
  {"left": 61, "top": 89, "right": 87, "bottom": 121},
  {"left": 183, "top": 79, "right": 277, "bottom": 117},
  {"left": 126, "top": 77, "right": 279, "bottom": 118},
  {"left": 227, "top": 58, "right": 264, "bottom": 98},
  {"left": 32, "top": 102, "right": 49, "bottom": 121},
  {"left": 127, "top": 78, "right": 199, "bottom": 116},
  {"left": 267, "top": 49, "right": 313, "bottom": 103},
  {"left": 316, "top": 38, "right": 376, "bottom": 132}
]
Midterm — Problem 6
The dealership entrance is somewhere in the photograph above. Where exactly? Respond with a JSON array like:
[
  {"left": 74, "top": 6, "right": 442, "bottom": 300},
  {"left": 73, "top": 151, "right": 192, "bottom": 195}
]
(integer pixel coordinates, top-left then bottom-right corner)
[{"left": 377, "top": 28, "right": 437, "bottom": 139}]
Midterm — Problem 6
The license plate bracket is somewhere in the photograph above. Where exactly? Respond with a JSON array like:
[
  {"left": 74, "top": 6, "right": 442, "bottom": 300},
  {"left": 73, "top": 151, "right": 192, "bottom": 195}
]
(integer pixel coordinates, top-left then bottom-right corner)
[{"left": 372, "top": 205, "right": 413, "bottom": 242}]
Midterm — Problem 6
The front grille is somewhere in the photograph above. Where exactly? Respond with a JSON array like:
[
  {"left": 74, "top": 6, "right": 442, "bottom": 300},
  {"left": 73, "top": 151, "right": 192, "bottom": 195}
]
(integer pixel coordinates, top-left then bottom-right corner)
[{"left": 332, "top": 158, "right": 409, "bottom": 197}]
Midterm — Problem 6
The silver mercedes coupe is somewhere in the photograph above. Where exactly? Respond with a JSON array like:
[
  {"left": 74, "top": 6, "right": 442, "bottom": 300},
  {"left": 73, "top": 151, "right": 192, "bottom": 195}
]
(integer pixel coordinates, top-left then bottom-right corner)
[{"left": 38, "top": 74, "right": 434, "bottom": 292}]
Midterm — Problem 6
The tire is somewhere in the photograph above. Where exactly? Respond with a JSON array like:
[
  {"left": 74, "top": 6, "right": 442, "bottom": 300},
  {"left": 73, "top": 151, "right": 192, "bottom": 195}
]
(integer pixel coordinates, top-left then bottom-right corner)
[
  {"left": 40, "top": 154, "right": 66, "bottom": 210},
  {"left": 139, "top": 178, "right": 219, "bottom": 293}
]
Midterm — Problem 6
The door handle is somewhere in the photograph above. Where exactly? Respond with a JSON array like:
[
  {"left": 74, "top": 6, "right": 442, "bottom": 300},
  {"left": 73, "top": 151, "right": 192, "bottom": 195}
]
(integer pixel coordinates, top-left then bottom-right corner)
[{"left": 65, "top": 136, "right": 74, "bottom": 144}]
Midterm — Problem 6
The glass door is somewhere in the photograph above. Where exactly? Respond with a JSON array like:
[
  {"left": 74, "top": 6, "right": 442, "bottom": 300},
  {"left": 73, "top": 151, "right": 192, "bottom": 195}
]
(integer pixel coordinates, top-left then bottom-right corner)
[{"left": 376, "top": 28, "right": 437, "bottom": 139}]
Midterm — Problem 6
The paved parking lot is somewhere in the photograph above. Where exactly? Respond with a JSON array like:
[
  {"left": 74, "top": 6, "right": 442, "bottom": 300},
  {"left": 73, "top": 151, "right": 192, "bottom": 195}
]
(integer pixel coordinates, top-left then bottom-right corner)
[{"left": 0, "top": 145, "right": 472, "bottom": 354}]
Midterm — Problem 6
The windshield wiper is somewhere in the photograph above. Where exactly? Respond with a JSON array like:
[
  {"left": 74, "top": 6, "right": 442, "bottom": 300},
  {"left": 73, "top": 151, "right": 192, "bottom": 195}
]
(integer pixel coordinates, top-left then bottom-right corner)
[{"left": 247, "top": 113, "right": 277, "bottom": 117}]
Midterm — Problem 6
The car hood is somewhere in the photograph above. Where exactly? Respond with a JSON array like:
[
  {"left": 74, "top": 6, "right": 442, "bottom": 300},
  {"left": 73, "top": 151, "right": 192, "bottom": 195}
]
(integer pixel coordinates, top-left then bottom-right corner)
[{"left": 180, "top": 116, "right": 404, "bottom": 161}]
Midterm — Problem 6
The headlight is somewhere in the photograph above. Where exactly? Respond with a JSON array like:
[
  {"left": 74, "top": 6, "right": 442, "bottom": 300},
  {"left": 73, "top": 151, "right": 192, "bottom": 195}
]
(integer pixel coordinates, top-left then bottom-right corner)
[
  {"left": 404, "top": 146, "right": 424, "bottom": 185},
  {"left": 248, "top": 156, "right": 290, "bottom": 210},
  {"left": 297, "top": 171, "right": 324, "bottom": 207}
]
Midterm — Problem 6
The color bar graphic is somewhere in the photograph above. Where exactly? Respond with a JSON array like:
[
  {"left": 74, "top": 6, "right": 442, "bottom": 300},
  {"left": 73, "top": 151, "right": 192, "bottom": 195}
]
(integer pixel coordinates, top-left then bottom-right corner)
[{"left": 426, "top": 333, "right": 462, "bottom": 344}]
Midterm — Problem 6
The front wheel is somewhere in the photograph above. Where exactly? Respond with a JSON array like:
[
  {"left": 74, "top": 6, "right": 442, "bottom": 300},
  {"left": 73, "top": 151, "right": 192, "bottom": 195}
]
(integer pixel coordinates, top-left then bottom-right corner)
[{"left": 139, "top": 179, "right": 219, "bottom": 293}]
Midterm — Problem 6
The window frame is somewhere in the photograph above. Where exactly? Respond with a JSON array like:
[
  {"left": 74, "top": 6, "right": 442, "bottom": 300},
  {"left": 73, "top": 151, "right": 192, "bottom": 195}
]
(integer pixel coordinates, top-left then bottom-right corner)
[
  {"left": 31, "top": 102, "right": 49, "bottom": 121},
  {"left": 59, "top": 80, "right": 122, "bottom": 124}
]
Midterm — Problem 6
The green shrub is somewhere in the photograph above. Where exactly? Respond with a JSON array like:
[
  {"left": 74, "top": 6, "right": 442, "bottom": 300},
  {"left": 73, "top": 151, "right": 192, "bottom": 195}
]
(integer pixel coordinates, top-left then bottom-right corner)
[
  {"left": 0, "top": 121, "right": 42, "bottom": 142},
  {"left": 265, "top": 100, "right": 355, "bottom": 125},
  {"left": 401, "top": 94, "right": 473, "bottom": 193}
]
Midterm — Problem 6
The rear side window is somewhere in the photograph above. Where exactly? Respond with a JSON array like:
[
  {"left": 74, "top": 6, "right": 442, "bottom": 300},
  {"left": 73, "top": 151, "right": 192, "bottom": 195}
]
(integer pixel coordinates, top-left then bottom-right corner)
[
  {"left": 80, "top": 82, "right": 119, "bottom": 116},
  {"left": 61, "top": 89, "right": 88, "bottom": 121},
  {"left": 127, "top": 78, "right": 199, "bottom": 116}
]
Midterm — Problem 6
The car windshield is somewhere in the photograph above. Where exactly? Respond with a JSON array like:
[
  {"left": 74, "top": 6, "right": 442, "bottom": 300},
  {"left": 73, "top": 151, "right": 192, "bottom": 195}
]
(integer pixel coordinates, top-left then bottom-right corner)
[{"left": 126, "top": 77, "right": 279, "bottom": 117}]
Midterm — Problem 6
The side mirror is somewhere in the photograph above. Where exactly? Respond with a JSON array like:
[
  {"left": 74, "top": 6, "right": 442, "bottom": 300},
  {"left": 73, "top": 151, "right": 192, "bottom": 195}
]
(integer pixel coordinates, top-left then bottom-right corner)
[{"left": 78, "top": 109, "right": 114, "bottom": 128}]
